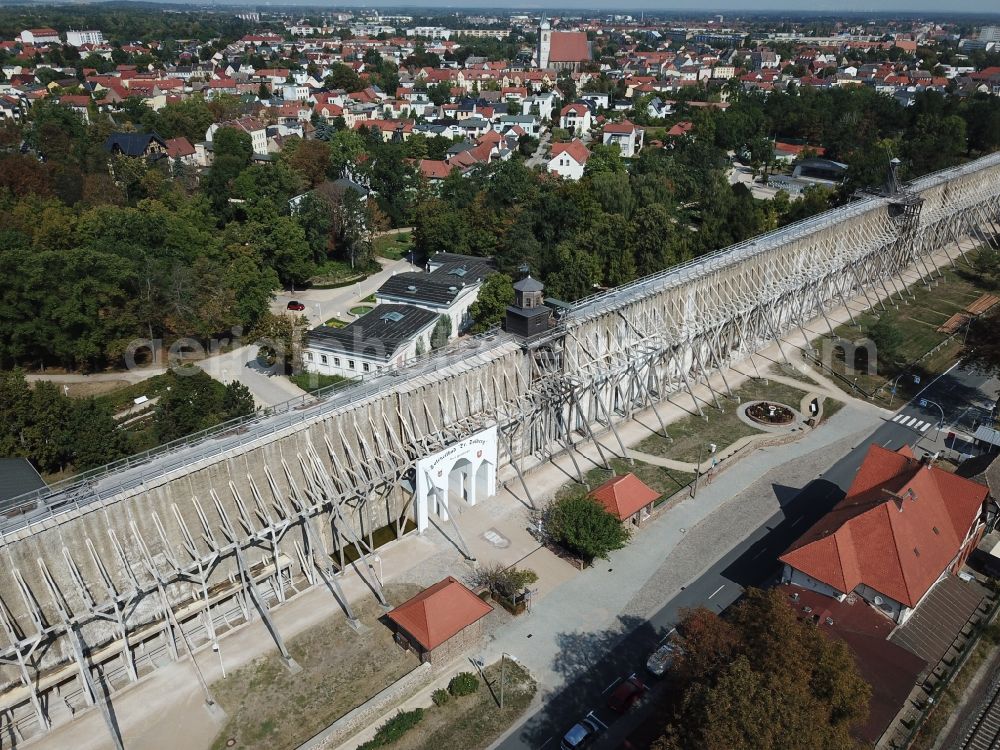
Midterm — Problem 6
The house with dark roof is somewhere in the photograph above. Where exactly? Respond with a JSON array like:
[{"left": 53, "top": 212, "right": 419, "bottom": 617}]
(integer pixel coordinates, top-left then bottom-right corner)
[
  {"left": 303, "top": 304, "right": 438, "bottom": 379},
  {"left": 103, "top": 131, "right": 168, "bottom": 159},
  {"left": 780, "top": 444, "right": 990, "bottom": 624},
  {"left": 386, "top": 576, "right": 493, "bottom": 663},
  {"left": 375, "top": 253, "right": 496, "bottom": 336}
]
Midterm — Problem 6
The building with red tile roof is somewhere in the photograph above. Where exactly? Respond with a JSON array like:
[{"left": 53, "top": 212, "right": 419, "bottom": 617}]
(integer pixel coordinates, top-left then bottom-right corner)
[
  {"left": 588, "top": 473, "right": 660, "bottom": 525},
  {"left": 780, "top": 445, "right": 990, "bottom": 623},
  {"left": 387, "top": 577, "right": 493, "bottom": 663}
]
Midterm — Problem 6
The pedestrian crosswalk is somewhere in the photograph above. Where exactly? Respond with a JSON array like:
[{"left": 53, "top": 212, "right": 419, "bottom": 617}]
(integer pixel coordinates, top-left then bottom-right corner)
[{"left": 891, "top": 414, "right": 933, "bottom": 432}]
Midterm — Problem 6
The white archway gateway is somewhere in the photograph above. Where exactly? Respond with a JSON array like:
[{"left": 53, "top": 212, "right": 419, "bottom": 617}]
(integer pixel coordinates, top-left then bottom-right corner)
[{"left": 414, "top": 426, "right": 497, "bottom": 531}]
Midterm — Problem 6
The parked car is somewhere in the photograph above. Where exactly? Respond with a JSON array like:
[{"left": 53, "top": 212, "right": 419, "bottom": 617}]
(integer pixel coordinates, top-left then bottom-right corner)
[
  {"left": 560, "top": 712, "right": 604, "bottom": 750},
  {"left": 606, "top": 675, "right": 647, "bottom": 713},
  {"left": 646, "top": 642, "right": 680, "bottom": 677},
  {"left": 286, "top": 300, "right": 306, "bottom": 311}
]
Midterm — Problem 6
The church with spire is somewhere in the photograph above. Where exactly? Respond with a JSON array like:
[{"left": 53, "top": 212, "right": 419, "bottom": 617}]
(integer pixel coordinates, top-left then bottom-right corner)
[{"left": 533, "top": 16, "right": 591, "bottom": 72}]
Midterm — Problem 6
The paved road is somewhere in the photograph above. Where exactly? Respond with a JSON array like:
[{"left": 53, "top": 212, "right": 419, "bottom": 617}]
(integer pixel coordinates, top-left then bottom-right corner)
[{"left": 497, "top": 362, "right": 997, "bottom": 750}]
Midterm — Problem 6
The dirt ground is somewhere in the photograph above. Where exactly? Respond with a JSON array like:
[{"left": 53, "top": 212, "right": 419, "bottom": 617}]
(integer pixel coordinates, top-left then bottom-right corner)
[
  {"left": 209, "top": 583, "right": 422, "bottom": 750},
  {"left": 44, "top": 380, "right": 130, "bottom": 399},
  {"left": 392, "top": 661, "right": 537, "bottom": 750}
]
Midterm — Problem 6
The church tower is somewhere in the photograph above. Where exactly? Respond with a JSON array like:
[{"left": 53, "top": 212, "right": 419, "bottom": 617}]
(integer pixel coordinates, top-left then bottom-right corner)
[{"left": 536, "top": 17, "right": 551, "bottom": 69}]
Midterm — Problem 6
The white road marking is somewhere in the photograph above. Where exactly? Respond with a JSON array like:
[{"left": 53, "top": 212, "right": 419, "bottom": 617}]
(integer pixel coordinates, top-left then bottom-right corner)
[
  {"left": 920, "top": 423, "right": 931, "bottom": 432},
  {"left": 882, "top": 439, "right": 894, "bottom": 447},
  {"left": 913, "top": 420, "right": 928, "bottom": 431},
  {"left": 709, "top": 584, "right": 725, "bottom": 599},
  {"left": 602, "top": 677, "right": 622, "bottom": 694},
  {"left": 892, "top": 414, "right": 904, "bottom": 423},
  {"left": 902, "top": 416, "right": 916, "bottom": 427}
]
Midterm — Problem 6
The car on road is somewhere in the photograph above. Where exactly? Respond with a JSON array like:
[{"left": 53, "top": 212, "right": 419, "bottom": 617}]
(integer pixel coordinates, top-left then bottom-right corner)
[
  {"left": 286, "top": 300, "right": 306, "bottom": 311},
  {"left": 646, "top": 641, "right": 681, "bottom": 677},
  {"left": 560, "top": 712, "right": 604, "bottom": 750},
  {"left": 606, "top": 675, "right": 647, "bottom": 713}
]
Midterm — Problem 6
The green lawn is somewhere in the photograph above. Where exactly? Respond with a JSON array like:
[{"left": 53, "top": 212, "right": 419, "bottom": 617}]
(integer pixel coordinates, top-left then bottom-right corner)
[
  {"left": 391, "top": 661, "right": 537, "bottom": 750},
  {"left": 556, "top": 458, "right": 694, "bottom": 507},
  {"left": 814, "top": 251, "right": 992, "bottom": 403},
  {"left": 288, "top": 372, "right": 352, "bottom": 393},
  {"left": 374, "top": 231, "right": 413, "bottom": 261},
  {"left": 92, "top": 373, "right": 173, "bottom": 413},
  {"left": 636, "top": 378, "right": 808, "bottom": 464},
  {"left": 323, "top": 318, "right": 347, "bottom": 328}
]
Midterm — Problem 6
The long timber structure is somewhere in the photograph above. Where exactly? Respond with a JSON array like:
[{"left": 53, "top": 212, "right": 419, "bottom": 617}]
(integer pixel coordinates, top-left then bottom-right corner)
[{"left": 1, "top": 153, "right": 999, "bottom": 746}]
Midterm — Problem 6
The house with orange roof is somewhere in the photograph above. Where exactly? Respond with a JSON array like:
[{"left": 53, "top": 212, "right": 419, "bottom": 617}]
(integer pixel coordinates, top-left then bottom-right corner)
[
  {"left": 386, "top": 576, "right": 493, "bottom": 663},
  {"left": 602, "top": 119, "right": 644, "bottom": 157},
  {"left": 559, "top": 102, "right": 592, "bottom": 136},
  {"left": 588, "top": 473, "right": 660, "bottom": 526},
  {"left": 547, "top": 139, "right": 591, "bottom": 181},
  {"left": 780, "top": 444, "right": 990, "bottom": 624}
]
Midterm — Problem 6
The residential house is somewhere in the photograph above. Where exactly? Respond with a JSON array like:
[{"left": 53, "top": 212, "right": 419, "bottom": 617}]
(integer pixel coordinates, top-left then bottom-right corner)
[
  {"left": 19, "top": 28, "right": 60, "bottom": 45},
  {"left": 165, "top": 137, "right": 197, "bottom": 165},
  {"left": 780, "top": 444, "right": 990, "bottom": 624},
  {"left": 103, "top": 131, "right": 168, "bottom": 159},
  {"left": 602, "top": 120, "right": 644, "bottom": 157},
  {"left": 206, "top": 116, "right": 268, "bottom": 156},
  {"left": 547, "top": 139, "right": 590, "bottom": 181},
  {"left": 559, "top": 102, "right": 592, "bottom": 135}
]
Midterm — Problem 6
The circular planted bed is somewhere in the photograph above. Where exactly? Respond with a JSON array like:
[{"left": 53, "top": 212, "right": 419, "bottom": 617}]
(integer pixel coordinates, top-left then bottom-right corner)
[
  {"left": 745, "top": 401, "right": 796, "bottom": 426},
  {"left": 349, "top": 305, "right": 374, "bottom": 316}
]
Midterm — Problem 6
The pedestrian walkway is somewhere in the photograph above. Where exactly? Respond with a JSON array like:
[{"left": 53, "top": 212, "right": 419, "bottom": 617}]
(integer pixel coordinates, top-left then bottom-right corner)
[{"left": 891, "top": 413, "right": 934, "bottom": 432}]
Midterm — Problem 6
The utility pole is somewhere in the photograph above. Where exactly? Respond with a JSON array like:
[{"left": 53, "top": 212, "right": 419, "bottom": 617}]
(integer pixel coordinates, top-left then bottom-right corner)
[{"left": 500, "top": 652, "right": 505, "bottom": 710}]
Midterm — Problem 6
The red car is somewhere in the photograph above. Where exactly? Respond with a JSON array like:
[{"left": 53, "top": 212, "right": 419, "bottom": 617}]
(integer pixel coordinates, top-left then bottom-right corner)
[
  {"left": 606, "top": 675, "right": 647, "bottom": 713},
  {"left": 286, "top": 300, "right": 306, "bottom": 311}
]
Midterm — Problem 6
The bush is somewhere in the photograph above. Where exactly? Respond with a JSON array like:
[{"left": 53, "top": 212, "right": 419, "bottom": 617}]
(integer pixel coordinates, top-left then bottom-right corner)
[
  {"left": 448, "top": 672, "right": 479, "bottom": 697},
  {"left": 357, "top": 709, "right": 424, "bottom": 750},
  {"left": 431, "top": 688, "right": 450, "bottom": 706}
]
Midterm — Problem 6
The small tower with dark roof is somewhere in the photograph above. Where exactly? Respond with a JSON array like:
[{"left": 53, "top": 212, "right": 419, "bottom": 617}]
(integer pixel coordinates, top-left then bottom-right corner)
[{"left": 505, "top": 272, "right": 552, "bottom": 338}]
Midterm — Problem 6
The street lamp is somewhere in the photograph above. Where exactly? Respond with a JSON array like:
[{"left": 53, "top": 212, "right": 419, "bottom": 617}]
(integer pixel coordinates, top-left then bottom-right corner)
[
  {"left": 691, "top": 443, "right": 717, "bottom": 498},
  {"left": 888, "top": 373, "right": 920, "bottom": 407},
  {"left": 499, "top": 652, "right": 517, "bottom": 709},
  {"left": 370, "top": 554, "right": 383, "bottom": 585}
]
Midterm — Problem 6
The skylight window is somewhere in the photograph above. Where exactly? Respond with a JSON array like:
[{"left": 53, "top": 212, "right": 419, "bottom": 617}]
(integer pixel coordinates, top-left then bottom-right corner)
[{"left": 381, "top": 312, "right": 405, "bottom": 323}]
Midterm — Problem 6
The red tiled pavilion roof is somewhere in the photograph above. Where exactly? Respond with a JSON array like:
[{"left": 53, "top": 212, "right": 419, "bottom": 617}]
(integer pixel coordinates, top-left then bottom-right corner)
[{"left": 387, "top": 577, "right": 493, "bottom": 651}]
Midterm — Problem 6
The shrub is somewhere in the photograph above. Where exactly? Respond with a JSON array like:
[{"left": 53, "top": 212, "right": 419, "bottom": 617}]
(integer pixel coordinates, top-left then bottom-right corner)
[
  {"left": 448, "top": 671, "right": 479, "bottom": 697},
  {"left": 431, "top": 688, "right": 450, "bottom": 706},
  {"left": 356, "top": 709, "right": 424, "bottom": 750},
  {"left": 542, "top": 492, "right": 630, "bottom": 561}
]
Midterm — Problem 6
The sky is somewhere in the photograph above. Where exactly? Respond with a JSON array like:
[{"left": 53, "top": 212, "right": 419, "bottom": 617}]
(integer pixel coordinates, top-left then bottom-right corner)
[{"left": 221, "top": 0, "right": 1000, "bottom": 11}]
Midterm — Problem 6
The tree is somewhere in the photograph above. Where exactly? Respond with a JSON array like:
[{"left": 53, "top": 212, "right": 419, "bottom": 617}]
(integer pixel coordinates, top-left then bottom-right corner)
[
  {"left": 964, "top": 307, "right": 1000, "bottom": 376},
  {"left": 222, "top": 381, "right": 255, "bottom": 419},
  {"left": 541, "top": 491, "right": 630, "bottom": 561},
  {"left": 468, "top": 273, "right": 514, "bottom": 333},
  {"left": 282, "top": 138, "right": 332, "bottom": 188},
  {"left": 468, "top": 562, "right": 538, "bottom": 600},
  {"left": 430, "top": 315, "right": 453, "bottom": 349},
  {"left": 584, "top": 143, "right": 626, "bottom": 176},
  {"left": 655, "top": 588, "right": 870, "bottom": 750}
]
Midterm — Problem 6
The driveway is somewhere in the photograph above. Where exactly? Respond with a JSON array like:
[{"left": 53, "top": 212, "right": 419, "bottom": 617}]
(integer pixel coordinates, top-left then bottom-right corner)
[{"left": 273, "top": 256, "right": 419, "bottom": 329}]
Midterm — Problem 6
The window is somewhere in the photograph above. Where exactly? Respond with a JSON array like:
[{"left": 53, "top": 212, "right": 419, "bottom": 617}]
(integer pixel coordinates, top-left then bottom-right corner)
[
  {"left": 363, "top": 363, "right": 370, "bottom": 372},
  {"left": 320, "top": 355, "right": 328, "bottom": 364},
  {"left": 305, "top": 352, "right": 313, "bottom": 361},
  {"left": 334, "top": 357, "right": 341, "bottom": 366},
  {"left": 381, "top": 311, "right": 405, "bottom": 323},
  {"left": 348, "top": 360, "right": 355, "bottom": 369}
]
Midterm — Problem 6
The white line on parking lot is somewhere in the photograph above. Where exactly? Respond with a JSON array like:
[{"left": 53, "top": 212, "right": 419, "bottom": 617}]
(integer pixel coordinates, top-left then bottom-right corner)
[
  {"left": 602, "top": 677, "right": 622, "bottom": 694},
  {"left": 709, "top": 584, "right": 725, "bottom": 599},
  {"left": 659, "top": 627, "right": 677, "bottom": 643}
]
